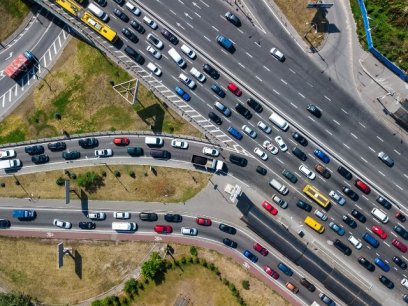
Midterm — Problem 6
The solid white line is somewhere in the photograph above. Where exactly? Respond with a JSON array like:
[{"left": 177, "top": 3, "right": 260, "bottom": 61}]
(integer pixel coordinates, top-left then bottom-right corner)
[
  {"left": 333, "top": 119, "right": 340, "bottom": 126},
  {"left": 199, "top": 0, "right": 209, "bottom": 7},
  {"left": 378, "top": 170, "right": 385, "bottom": 177},
  {"left": 194, "top": 12, "right": 201, "bottom": 18},
  {"left": 280, "top": 79, "right": 287, "bottom": 85},
  {"left": 255, "top": 75, "right": 262, "bottom": 82},
  {"left": 237, "top": 28, "right": 244, "bottom": 34},
  {"left": 359, "top": 122, "right": 366, "bottom": 128},
  {"left": 290, "top": 102, "right": 298, "bottom": 109},
  {"left": 169, "top": 9, "right": 177, "bottom": 15},
  {"left": 306, "top": 82, "right": 313, "bottom": 88},
  {"left": 289, "top": 68, "right": 296, "bottom": 74},
  {"left": 254, "top": 41, "right": 261, "bottom": 47},
  {"left": 343, "top": 143, "right": 350, "bottom": 149},
  {"left": 186, "top": 22, "right": 194, "bottom": 29},
  {"left": 341, "top": 108, "right": 348, "bottom": 114},
  {"left": 1, "top": 95, "right": 5, "bottom": 107},
  {"left": 325, "top": 129, "right": 333, "bottom": 136},
  {"left": 360, "top": 156, "right": 368, "bottom": 163},
  {"left": 396, "top": 184, "right": 403, "bottom": 191}
]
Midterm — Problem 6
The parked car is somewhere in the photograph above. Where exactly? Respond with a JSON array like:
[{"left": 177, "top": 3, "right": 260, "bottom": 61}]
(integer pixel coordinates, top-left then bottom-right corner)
[
  {"left": 299, "top": 164, "right": 316, "bottom": 179},
  {"left": 329, "top": 190, "right": 346, "bottom": 205},
  {"left": 319, "top": 293, "right": 335, "bottom": 306},
  {"left": 342, "top": 187, "right": 359, "bottom": 201},
  {"left": 171, "top": 139, "right": 189, "bottom": 149},
  {"left": 315, "top": 163, "right": 331, "bottom": 179},
  {"left": 95, "top": 149, "right": 113, "bottom": 157},
  {"left": 203, "top": 63, "right": 220, "bottom": 79},
  {"left": 235, "top": 103, "right": 251, "bottom": 119},
  {"left": 342, "top": 215, "right": 357, "bottom": 228},
  {"left": 161, "top": 28, "right": 178, "bottom": 44},
  {"left": 337, "top": 166, "right": 352, "bottom": 180},
  {"left": 355, "top": 179, "right": 371, "bottom": 194},
  {"left": 292, "top": 132, "right": 308, "bottom": 146},
  {"left": 243, "top": 250, "right": 258, "bottom": 263},
  {"left": 62, "top": 151, "right": 80, "bottom": 160},
  {"left": 372, "top": 225, "right": 387, "bottom": 239},
  {"left": 292, "top": 147, "right": 307, "bottom": 161},
  {"left": 277, "top": 262, "right": 293, "bottom": 276},
  {"left": 211, "top": 84, "right": 226, "bottom": 98},
  {"left": 113, "top": 211, "right": 130, "bottom": 219},
  {"left": 296, "top": 200, "right": 312, "bottom": 212},
  {"left": 164, "top": 214, "right": 182, "bottom": 222},
  {"left": 130, "top": 19, "right": 145, "bottom": 34},
  {"left": 393, "top": 256, "right": 407, "bottom": 269},
  {"left": 358, "top": 257, "right": 375, "bottom": 271},
  {"left": 262, "top": 200, "right": 278, "bottom": 215},
  {"left": 79, "top": 138, "right": 98, "bottom": 148},
  {"left": 208, "top": 112, "right": 222, "bottom": 125},
  {"left": 314, "top": 149, "right": 330, "bottom": 163},
  {"left": 224, "top": 11, "right": 241, "bottom": 26},
  {"left": 379, "top": 275, "right": 394, "bottom": 289},
  {"left": 32, "top": 154, "right": 49, "bottom": 164},
  {"left": 246, "top": 98, "right": 262, "bottom": 113},
  {"left": 227, "top": 82, "right": 242, "bottom": 96},
  {"left": 351, "top": 209, "right": 367, "bottom": 223},
  {"left": 393, "top": 238, "right": 408, "bottom": 253},
  {"left": 274, "top": 136, "right": 287, "bottom": 151},
  {"left": 314, "top": 209, "right": 328, "bottom": 221},
  {"left": 127, "top": 147, "right": 143, "bottom": 156},
  {"left": 334, "top": 239, "right": 352, "bottom": 256},
  {"left": 329, "top": 222, "right": 345, "bottom": 236},
  {"left": 219, "top": 223, "right": 236, "bottom": 235},
  {"left": 121, "top": 27, "right": 138, "bottom": 43},
  {"left": 394, "top": 225, "right": 408, "bottom": 240},
  {"left": 79, "top": 221, "right": 96, "bottom": 230},
  {"left": 53, "top": 219, "right": 71, "bottom": 229},
  {"left": 254, "top": 147, "right": 267, "bottom": 160},
  {"left": 48, "top": 141, "right": 66, "bottom": 151},
  {"left": 154, "top": 225, "right": 172, "bottom": 233},
  {"left": 262, "top": 140, "right": 279, "bottom": 155},
  {"left": 263, "top": 265, "right": 279, "bottom": 279},
  {"left": 175, "top": 86, "right": 190, "bottom": 101},
  {"left": 25, "top": 145, "right": 44, "bottom": 155},
  {"left": 0, "top": 150, "right": 16, "bottom": 159},
  {"left": 257, "top": 121, "right": 272, "bottom": 134},
  {"left": 300, "top": 278, "right": 316, "bottom": 292},
  {"left": 223, "top": 238, "right": 238, "bottom": 248},
  {"left": 253, "top": 242, "right": 268, "bottom": 256},
  {"left": 143, "top": 16, "right": 158, "bottom": 29},
  {"left": 282, "top": 169, "right": 298, "bottom": 183},
  {"left": 181, "top": 227, "right": 197, "bottom": 236},
  {"left": 139, "top": 212, "right": 158, "bottom": 221},
  {"left": 196, "top": 217, "right": 212, "bottom": 226},
  {"left": 147, "top": 33, "right": 164, "bottom": 49},
  {"left": 113, "top": 137, "right": 130, "bottom": 146},
  {"left": 202, "top": 147, "right": 219, "bottom": 157},
  {"left": 87, "top": 212, "right": 106, "bottom": 220},
  {"left": 113, "top": 8, "right": 129, "bottom": 22},
  {"left": 376, "top": 195, "right": 392, "bottom": 209},
  {"left": 242, "top": 125, "right": 257, "bottom": 138}
]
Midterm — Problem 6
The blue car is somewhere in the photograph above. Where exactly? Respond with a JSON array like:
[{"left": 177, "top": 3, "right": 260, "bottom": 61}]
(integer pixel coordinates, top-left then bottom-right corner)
[
  {"left": 314, "top": 149, "right": 330, "bottom": 164},
  {"left": 329, "top": 222, "right": 345, "bottom": 236},
  {"left": 277, "top": 262, "right": 293, "bottom": 276},
  {"left": 363, "top": 233, "right": 379, "bottom": 248},
  {"left": 374, "top": 257, "right": 390, "bottom": 272},
  {"left": 243, "top": 250, "right": 258, "bottom": 263},
  {"left": 228, "top": 126, "right": 243, "bottom": 140},
  {"left": 175, "top": 86, "right": 191, "bottom": 101}
]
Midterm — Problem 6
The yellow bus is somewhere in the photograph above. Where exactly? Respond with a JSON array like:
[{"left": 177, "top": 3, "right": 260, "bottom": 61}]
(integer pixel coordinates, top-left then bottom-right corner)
[
  {"left": 81, "top": 12, "right": 118, "bottom": 43},
  {"left": 303, "top": 184, "right": 330, "bottom": 208},
  {"left": 304, "top": 216, "right": 325, "bottom": 234},
  {"left": 55, "top": 0, "right": 82, "bottom": 17}
]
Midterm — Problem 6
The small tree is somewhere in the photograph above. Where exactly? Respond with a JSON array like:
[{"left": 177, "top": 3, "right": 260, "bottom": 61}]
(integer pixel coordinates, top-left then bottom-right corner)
[
  {"left": 141, "top": 252, "right": 165, "bottom": 280},
  {"left": 124, "top": 278, "right": 138, "bottom": 296},
  {"left": 189, "top": 246, "right": 198, "bottom": 256},
  {"left": 56, "top": 177, "right": 65, "bottom": 186},
  {"left": 114, "top": 171, "right": 121, "bottom": 177},
  {"left": 76, "top": 171, "right": 104, "bottom": 193},
  {"left": 242, "top": 280, "right": 250, "bottom": 290}
]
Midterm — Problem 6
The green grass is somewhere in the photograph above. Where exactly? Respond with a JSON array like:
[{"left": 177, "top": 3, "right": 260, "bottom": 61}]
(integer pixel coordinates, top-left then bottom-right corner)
[{"left": 0, "top": 0, "right": 31, "bottom": 42}]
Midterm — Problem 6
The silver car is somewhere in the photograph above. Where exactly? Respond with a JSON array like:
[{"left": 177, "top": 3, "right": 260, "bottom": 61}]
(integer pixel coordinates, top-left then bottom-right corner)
[
  {"left": 329, "top": 190, "right": 346, "bottom": 206},
  {"left": 378, "top": 151, "right": 394, "bottom": 167},
  {"left": 53, "top": 219, "right": 72, "bottom": 229},
  {"left": 146, "top": 45, "right": 161, "bottom": 59},
  {"left": 181, "top": 227, "right": 198, "bottom": 236},
  {"left": 113, "top": 211, "right": 131, "bottom": 219},
  {"left": 314, "top": 209, "right": 328, "bottom": 221},
  {"left": 242, "top": 125, "right": 257, "bottom": 139}
]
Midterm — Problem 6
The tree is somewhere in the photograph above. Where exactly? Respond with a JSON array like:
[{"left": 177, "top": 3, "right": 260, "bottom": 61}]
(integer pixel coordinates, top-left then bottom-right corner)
[
  {"left": 76, "top": 171, "right": 104, "bottom": 193},
  {"left": 189, "top": 246, "right": 198, "bottom": 256},
  {"left": 0, "top": 292, "right": 35, "bottom": 306},
  {"left": 141, "top": 252, "right": 165, "bottom": 280},
  {"left": 123, "top": 278, "right": 138, "bottom": 296}
]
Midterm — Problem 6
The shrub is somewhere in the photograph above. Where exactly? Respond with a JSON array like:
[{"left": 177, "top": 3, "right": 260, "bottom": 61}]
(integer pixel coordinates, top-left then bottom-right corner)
[
  {"left": 15, "top": 180, "right": 20, "bottom": 185},
  {"left": 129, "top": 171, "right": 136, "bottom": 178},
  {"left": 190, "top": 246, "right": 198, "bottom": 256},
  {"left": 123, "top": 278, "right": 138, "bottom": 296},
  {"left": 180, "top": 256, "right": 187, "bottom": 264},
  {"left": 229, "top": 283, "right": 236, "bottom": 292},
  {"left": 208, "top": 263, "right": 215, "bottom": 271},
  {"left": 242, "top": 280, "right": 250, "bottom": 290},
  {"left": 114, "top": 171, "right": 121, "bottom": 177},
  {"left": 138, "top": 283, "right": 144, "bottom": 290},
  {"left": 71, "top": 173, "right": 77, "bottom": 179},
  {"left": 76, "top": 171, "right": 103, "bottom": 193},
  {"left": 0, "top": 183, "right": 5, "bottom": 187},
  {"left": 222, "top": 278, "right": 229, "bottom": 286},
  {"left": 56, "top": 177, "right": 65, "bottom": 186},
  {"left": 101, "top": 171, "right": 107, "bottom": 177},
  {"left": 188, "top": 256, "right": 194, "bottom": 263},
  {"left": 165, "top": 261, "right": 173, "bottom": 269},
  {"left": 194, "top": 257, "right": 200, "bottom": 264},
  {"left": 141, "top": 252, "right": 165, "bottom": 280}
]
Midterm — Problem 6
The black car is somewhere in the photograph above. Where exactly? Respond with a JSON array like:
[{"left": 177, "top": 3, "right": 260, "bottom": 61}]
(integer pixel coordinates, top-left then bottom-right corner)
[
  {"left": 225, "top": 11, "right": 241, "bottom": 27},
  {"left": 394, "top": 225, "right": 408, "bottom": 240},
  {"left": 161, "top": 29, "right": 178, "bottom": 44},
  {"left": 211, "top": 84, "right": 226, "bottom": 98},
  {"left": 292, "top": 147, "right": 307, "bottom": 161},
  {"left": 229, "top": 154, "right": 247, "bottom": 167},
  {"left": 203, "top": 63, "right": 220, "bottom": 79},
  {"left": 78, "top": 138, "right": 98, "bottom": 149},
  {"left": 300, "top": 278, "right": 315, "bottom": 292},
  {"left": 130, "top": 20, "right": 145, "bottom": 34},
  {"left": 62, "top": 151, "right": 80, "bottom": 160},
  {"left": 342, "top": 215, "right": 357, "bottom": 228},
  {"left": 379, "top": 275, "right": 394, "bottom": 289},
  {"left": 219, "top": 224, "right": 236, "bottom": 234},
  {"left": 25, "top": 145, "right": 44, "bottom": 155},
  {"left": 164, "top": 213, "right": 182, "bottom": 223},
  {"left": 256, "top": 166, "right": 267, "bottom": 176},
  {"left": 342, "top": 187, "right": 359, "bottom": 201},
  {"left": 358, "top": 257, "right": 375, "bottom": 271},
  {"left": 113, "top": 0, "right": 124, "bottom": 4},
  {"left": 124, "top": 46, "right": 145, "bottom": 64},
  {"left": 48, "top": 141, "right": 66, "bottom": 151},
  {"left": 337, "top": 166, "right": 352, "bottom": 180},
  {"left": 246, "top": 98, "right": 262, "bottom": 113},
  {"left": 139, "top": 212, "right": 158, "bottom": 221},
  {"left": 393, "top": 256, "right": 407, "bottom": 269},
  {"left": 113, "top": 8, "right": 129, "bottom": 22},
  {"left": 223, "top": 238, "right": 238, "bottom": 248},
  {"left": 396, "top": 212, "right": 406, "bottom": 222},
  {"left": 351, "top": 209, "right": 366, "bottom": 223},
  {"left": 0, "top": 219, "right": 11, "bottom": 228},
  {"left": 307, "top": 104, "right": 322, "bottom": 117},
  {"left": 79, "top": 221, "right": 96, "bottom": 230},
  {"left": 291, "top": 132, "right": 308, "bottom": 146},
  {"left": 121, "top": 28, "right": 138, "bottom": 43},
  {"left": 208, "top": 112, "right": 222, "bottom": 125},
  {"left": 127, "top": 147, "right": 143, "bottom": 157},
  {"left": 296, "top": 200, "right": 312, "bottom": 212},
  {"left": 94, "top": 0, "right": 107, "bottom": 6},
  {"left": 235, "top": 103, "right": 252, "bottom": 119},
  {"left": 31, "top": 154, "right": 49, "bottom": 164},
  {"left": 376, "top": 195, "right": 392, "bottom": 209},
  {"left": 334, "top": 239, "right": 352, "bottom": 256}
]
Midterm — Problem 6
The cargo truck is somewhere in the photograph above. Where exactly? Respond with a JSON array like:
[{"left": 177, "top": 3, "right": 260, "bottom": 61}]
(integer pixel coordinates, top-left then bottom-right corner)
[
  {"left": 4, "top": 51, "right": 35, "bottom": 79},
  {"left": 216, "top": 35, "right": 234, "bottom": 52},
  {"left": 12, "top": 209, "right": 36, "bottom": 220},
  {"left": 191, "top": 155, "right": 224, "bottom": 173},
  {"left": 0, "top": 159, "right": 21, "bottom": 170}
]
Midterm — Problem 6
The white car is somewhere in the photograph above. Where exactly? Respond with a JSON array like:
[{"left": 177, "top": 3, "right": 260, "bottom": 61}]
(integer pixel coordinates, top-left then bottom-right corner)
[
  {"left": 95, "top": 149, "right": 113, "bottom": 157},
  {"left": 87, "top": 212, "right": 106, "bottom": 220},
  {"left": 179, "top": 73, "right": 196, "bottom": 89},
  {"left": 113, "top": 211, "right": 131, "bottom": 219},
  {"left": 125, "top": 2, "right": 141, "bottom": 16},
  {"left": 146, "top": 45, "right": 161, "bottom": 59},
  {"left": 314, "top": 209, "right": 328, "bottom": 221},
  {"left": 171, "top": 139, "right": 189, "bottom": 149},
  {"left": 329, "top": 190, "right": 346, "bottom": 206},
  {"left": 254, "top": 147, "right": 268, "bottom": 161},
  {"left": 401, "top": 278, "right": 408, "bottom": 289},
  {"left": 202, "top": 147, "right": 219, "bottom": 157},
  {"left": 270, "top": 47, "right": 285, "bottom": 62},
  {"left": 147, "top": 33, "right": 163, "bottom": 49},
  {"left": 181, "top": 227, "right": 198, "bottom": 236},
  {"left": 147, "top": 62, "right": 162, "bottom": 76},
  {"left": 257, "top": 121, "right": 272, "bottom": 134},
  {"left": 274, "top": 136, "right": 287, "bottom": 151},
  {"left": 53, "top": 219, "right": 72, "bottom": 229},
  {"left": 262, "top": 140, "right": 278, "bottom": 155},
  {"left": 143, "top": 16, "right": 158, "bottom": 29},
  {"left": 0, "top": 150, "right": 16, "bottom": 159},
  {"left": 180, "top": 44, "right": 196, "bottom": 59},
  {"left": 348, "top": 235, "right": 362, "bottom": 249},
  {"left": 189, "top": 67, "right": 206, "bottom": 82},
  {"left": 242, "top": 125, "right": 257, "bottom": 139},
  {"left": 299, "top": 164, "right": 316, "bottom": 180}
]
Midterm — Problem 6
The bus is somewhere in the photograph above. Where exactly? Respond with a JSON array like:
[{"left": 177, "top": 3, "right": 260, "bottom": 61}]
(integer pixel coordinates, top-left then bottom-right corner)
[
  {"left": 303, "top": 184, "right": 330, "bottom": 208},
  {"left": 55, "top": 0, "right": 82, "bottom": 17},
  {"left": 304, "top": 216, "right": 325, "bottom": 234},
  {"left": 81, "top": 12, "right": 118, "bottom": 43}
]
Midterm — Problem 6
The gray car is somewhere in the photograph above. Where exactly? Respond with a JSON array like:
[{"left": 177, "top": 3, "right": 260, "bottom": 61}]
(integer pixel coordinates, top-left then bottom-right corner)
[{"left": 378, "top": 151, "right": 394, "bottom": 167}]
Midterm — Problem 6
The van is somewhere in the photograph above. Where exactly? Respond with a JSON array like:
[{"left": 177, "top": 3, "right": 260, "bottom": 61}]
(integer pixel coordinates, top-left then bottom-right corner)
[
  {"left": 168, "top": 48, "right": 186, "bottom": 68},
  {"left": 112, "top": 222, "right": 137, "bottom": 232},
  {"left": 268, "top": 112, "right": 289, "bottom": 131},
  {"left": 87, "top": 3, "right": 109, "bottom": 22},
  {"left": 145, "top": 136, "right": 164, "bottom": 147},
  {"left": 363, "top": 232, "right": 379, "bottom": 248},
  {"left": 371, "top": 208, "right": 389, "bottom": 223},
  {"left": 269, "top": 178, "right": 289, "bottom": 195},
  {"left": 150, "top": 149, "right": 170, "bottom": 159},
  {"left": 304, "top": 216, "right": 325, "bottom": 233}
]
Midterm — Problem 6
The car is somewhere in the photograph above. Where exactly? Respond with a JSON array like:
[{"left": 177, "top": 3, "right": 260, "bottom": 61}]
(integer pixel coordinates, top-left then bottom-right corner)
[
  {"left": 113, "top": 8, "right": 129, "bottom": 22},
  {"left": 62, "top": 151, "right": 80, "bottom": 160},
  {"left": 95, "top": 149, "right": 113, "bottom": 157},
  {"left": 113, "top": 138, "right": 129, "bottom": 146},
  {"left": 161, "top": 28, "right": 178, "bottom": 44},
  {"left": 147, "top": 33, "right": 163, "bottom": 49},
  {"left": 256, "top": 166, "right": 267, "bottom": 176},
  {"left": 25, "top": 145, "right": 44, "bottom": 155},
  {"left": 53, "top": 219, "right": 71, "bottom": 229},
  {"left": 394, "top": 225, "right": 408, "bottom": 240},
  {"left": 358, "top": 257, "right": 375, "bottom": 271},
  {"left": 348, "top": 235, "right": 362, "bottom": 249},
  {"left": 180, "top": 44, "right": 196, "bottom": 59},
  {"left": 179, "top": 73, "right": 196, "bottom": 89},
  {"left": 282, "top": 169, "right": 298, "bottom": 183},
  {"left": 164, "top": 214, "right": 182, "bottom": 222},
  {"left": 315, "top": 163, "right": 331, "bottom": 179},
  {"left": 229, "top": 154, "right": 247, "bottom": 166},
  {"left": 124, "top": 46, "right": 144, "bottom": 64},
  {"left": 127, "top": 147, "right": 143, "bottom": 156},
  {"left": 254, "top": 147, "right": 267, "bottom": 160},
  {"left": 393, "top": 256, "right": 407, "bottom": 269},
  {"left": 376, "top": 195, "right": 392, "bottom": 209},
  {"left": 211, "top": 84, "right": 226, "bottom": 98},
  {"left": 334, "top": 239, "right": 352, "bottom": 256},
  {"left": 403, "top": 294, "right": 408, "bottom": 303},
  {"left": 314, "top": 149, "right": 330, "bottom": 163},
  {"left": 121, "top": 27, "right": 138, "bottom": 43},
  {"left": 375, "top": 257, "right": 390, "bottom": 272},
  {"left": 203, "top": 63, "right": 220, "bottom": 79},
  {"left": 337, "top": 166, "right": 352, "bottom": 180},
  {"left": 257, "top": 121, "right": 271, "bottom": 134},
  {"left": 329, "top": 190, "right": 346, "bottom": 205},
  {"left": 379, "top": 275, "right": 394, "bottom": 289},
  {"left": 262, "top": 140, "right": 279, "bottom": 155},
  {"left": 243, "top": 250, "right": 258, "bottom": 263},
  {"left": 181, "top": 227, "right": 198, "bottom": 236},
  {"left": 227, "top": 82, "right": 242, "bottom": 96},
  {"left": 296, "top": 200, "right": 312, "bottom": 212},
  {"left": 225, "top": 11, "right": 241, "bottom": 26},
  {"left": 319, "top": 293, "right": 335, "bottom": 306},
  {"left": 307, "top": 104, "right": 322, "bottom": 117},
  {"left": 277, "top": 262, "right": 293, "bottom": 276},
  {"left": 130, "top": 20, "right": 145, "bottom": 34},
  {"left": 32, "top": 154, "right": 49, "bottom": 164},
  {"left": 315, "top": 209, "right": 328, "bottom": 221},
  {"left": 270, "top": 47, "right": 285, "bottom": 62},
  {"left": 219, "top": 223, "right": 236, "bottom": 235},
  {"left": 113, "top": 0, "right": 124, "bottom": 4},
  {"left": 292, "top": 147, "right": 307, "bottom": 161},
  {"left": 87, "top": 212, "right": 106, "bottom": 220},
  {"left": 0, "top": 150, "right": 16, "bottom": 159},
  {"left": 125, "top": 2, "right": 141, "bottom": 16},
  {"left": 291, "top": 132, "right": 308, "bottom": 146},
  {"left": 147, "top": 62, "right": 162, "bottom": 76},
  {"left": 253, "top": 242, "right": 268, "bottom": 256},
  {"left": 262, "top": 200, "right": 278, "bottom": 215},
  {"left": 242, "top": 125, "right": 257, "bottom": 138},
  {"left": 202, "top": 147, "right": 219, "bottom": 157},
  {"left": 79, "top": 137, "right": 98, "bottom": 148},
  {"left": 286, "top": 282, "right": 299, "bottom": 294},
  {"left": 342, "top": 187, "right": 359, "bottom": 201},
  {"left": 171, "top": 139, "right": 189, "bottom": 149},
  {"left": 402, "top": 279, "right": 408, "bottom": 289},
  {"left": 396, "top": 212, "right": 407, "bottom": 222},
  {"left": 113, "top": 211, "right": 130, "bottom": 219},
  {"left": 139, "top": 212, "right": 158, "bottom": 221},
  {"left": 378, "top": 151, "right": 394, "bottom": 167},
  {"left": 392, "top": 238, "right": 407, "bottom": 253},
  {"left": 175, "top": 86, "right": 190, "bottom": 101},
  {"left": 355, "top": 179, "right": 371, "bottom": 194},
  {"left": 372, "top": 225, "right": 387, "bottom": 239},
  {"left": 0, "top": 219, "right": 11, "bottom": 229},
  {"left": 272, "top": 194, "right": 288, "bottom": 209},
  {"left": 223, "top": 238, "right": 238, "bottom": 248},
  {"left": 190, "top": 67, "right": 205, "bottom": 82},
  {"left": 300, "top": 278, "right": 316, "bottom": 292},
  {"left": 79, "top": 221, "right": 96, "bottom": 230},
  {"left": 247, "top": 98, "right": 262, "bottom": 113},
  {"left": 235, "top": 103, "right": 252, "bottom": 119},
  {"left": 95, "top": 0, "right": 107, "bottom": 6},
  {"left": 143, "top": 16, "right": 158, "bottom": 29},
  {"left": 48, "top": 142, "right": 66, "bottom": 151},
  {"left": 196, "top": 217, "right": 211, "bottom": 226},
  {"left": 208, "top": 112, "right": 222, "bottom": 125},
  {"left": 329, "top": 222, "right": 345, "bottom": 236},
  {"left": 154, "top": 225, "right": 172, "bottom": 234},
  {"left": 299, "top": 165, "right": 316, "bottom": 179},
  {"left": 263, "top": 265, "right": 279, "bottom": 279},
  {"left": 342, "top": 215, "right": 357, "bottom": 228},
  {"left": 274, "top": 136, "right": 287, "bottom": 151},
  {"left": 214, "top": 101, "right": 231, "bottom": 117},
  {"left": 351, "top": 209, "right": 366, "bottom": 223}
]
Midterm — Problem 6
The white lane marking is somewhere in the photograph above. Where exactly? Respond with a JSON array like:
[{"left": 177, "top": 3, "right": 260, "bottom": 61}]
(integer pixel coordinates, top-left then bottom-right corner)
[
  {"left": 343, "top": 143, "right": 350, "bottom": 149},
  {"left": 298, "top": 92, "right": 305, "bottom": 98},
  {"left": 169, "top": 9, "right": 177, "bottom": 15},
  {"left": 290, "top": 102, "right": 298, "bottom": 109},
  {"left": 325, "top": 129, "right": 333, "bottom": 136},
  {"left": 341, "top": 108, "right": 348, "bottom": 114},
  {"left": 263, "top": 65, "right": 270, "bottom": 71},
  {"left": 280, "top": 79, "right": 287, "bottom": 85},
  {"left": 394, "top": 149, "right": 401, "bottom": 156},
  {"left": 254, "top": 41, "right": 261, "bottom": 47},
  {"left": 237, "top": 28, "right": 244, "bottom": 34},
  {"left": 211, "top": 25, "right": 219, "bottom": 31},
  {"left": 306, "top": 82, "right": 313, "bottom": 87},
  {"left": 378, "top": 170, "right": 385, "bottom": 177},
  {"left": 199, "top": 0, "right": 209, "bottom": 7},
  {"left": 376, "top": 136, "right": 384, "bottom": 142},
  {"left": 178, "top": 0, "right": 184, "bottom": 4},
  {"left": 255, "top": 75, "right": 262, "bottom": 82},
  {"left": 324, "top": 95, "right": 331, "bottom": 101},
  {"left": 273, "top": 89, "right": 280, "bottom": 95},
  {"left": 333, "top": 119, "right": 340, "bottom": 126},
  {"left": 289, "top": 68, "right": 296, "bottom": 74},
  {"left": 203, "top": 35, "right": 211, "bottom": 42},
  {"left": 404, "top": 174, "right": 408, "bottom": 179},
  {"left": 396, "top": 184, "right": 403, "bottom": 191},
  {"left": 368, "top": 146, "right": 375, "bottom": 152},
  {"left": 308, "top": 116, "right": 315, "bottom": 122},
  {"left": 359, "top": 122, "right": 366, "bottom": 128},
  {"left": 238, "top": 62, "right": 245, "bottom": 69},
  {"left": 360, "top": 156, "right": 368, "bottom": 163},
  {"left": 194, "top": 12, "right": 201, "bottom": 18},
  {"left": 276, "top": 158, "right": 284, "bottom": 164},
  {"left": 246, "top": 52, "right": 253, "bottom": 58},
  {"left": 1, "top": 95, "right": 5, "bottom": 107},
  {"left": 350, "top": 133, "right": 358, "bottom": 139},
  {"left": 186, "top": 22, "right": 194, "bottom": 29}
]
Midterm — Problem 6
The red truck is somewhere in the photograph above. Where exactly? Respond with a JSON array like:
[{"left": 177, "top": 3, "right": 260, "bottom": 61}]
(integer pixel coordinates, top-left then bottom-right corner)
[{"left": 4, "top": 51, "right": 35, "bottom": 79}]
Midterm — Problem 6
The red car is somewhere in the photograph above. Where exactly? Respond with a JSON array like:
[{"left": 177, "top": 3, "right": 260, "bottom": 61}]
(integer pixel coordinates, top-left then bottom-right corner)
[
  {"left": 227, "top": 82, "right": 242, "bottom": 96},
  {"left": 355, "top": 179, "right": 371, "bottom": 194},
  {"left": 263, "top": 265, "right": 279, "bottom": 279},
  {"left": 196, "top": 217, "right": 212, "bottom": 226},
  {"left": 262, "top": 200, "right": 278, "bottom": 216},
  {"left": 113, "top": 137, "right": 130, "bottom": 146},
  {"left": 392, "top": 238, "right": 407, "bottom": 253},
  {"left": 154, "top": 225, "right": 172, "bottom": 234},
  {"left": 253, "top": 242, "right": 268, "bottom": 256},
  {"left": 372, "top": 225, "right": 387, "bottom": 239}
]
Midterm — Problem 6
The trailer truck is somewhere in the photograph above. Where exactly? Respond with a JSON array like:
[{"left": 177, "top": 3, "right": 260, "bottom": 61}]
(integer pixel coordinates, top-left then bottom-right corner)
[
  {"left": 4, "top": 51, "right": 35, "bottom": 79},
  {"left": 0, "top": 159, "right": 21, "bottom": 170},
  {"left": 12, "top": 210, "right": 36, "bottom": 220},
  {"left": 191, "top": 155, "right": 224, "bottom": 173}
]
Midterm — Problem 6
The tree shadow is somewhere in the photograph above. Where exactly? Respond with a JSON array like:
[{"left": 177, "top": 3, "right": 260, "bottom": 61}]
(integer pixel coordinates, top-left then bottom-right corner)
[
  {"left": 80, "top": 189, "right": 88, "bottom": 215},
  {"left": 136, "top": 103, "right": 165, "bottom": 133},
  {"left": 74, "top": 250, "right": 82, "bottom": 279}
]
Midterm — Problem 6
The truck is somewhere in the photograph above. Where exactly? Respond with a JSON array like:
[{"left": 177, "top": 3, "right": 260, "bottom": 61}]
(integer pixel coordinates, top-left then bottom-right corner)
[
  {"left": 0, "top": 159, "right": 21, "bottom": 170},
  {"left": 216, "top": 35, "right": 234, "bottom": 52},
  {"left": 191, "top": 155, "right": 224, "bottom": 173},
  {"left": 4, "top": 51, "right": 35, "bottom": 79},
  {"left": 12, "top": 209, "right": 36, "bottom": 220}
]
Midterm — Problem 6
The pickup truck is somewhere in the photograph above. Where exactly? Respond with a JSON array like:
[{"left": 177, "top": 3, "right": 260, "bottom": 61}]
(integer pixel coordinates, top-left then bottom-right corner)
[
  {"left": 12, "top": 209, "right": 36, "bottom": 220},
  {"left": 191, "top": 155, "right": 224, "bottom": 173}
]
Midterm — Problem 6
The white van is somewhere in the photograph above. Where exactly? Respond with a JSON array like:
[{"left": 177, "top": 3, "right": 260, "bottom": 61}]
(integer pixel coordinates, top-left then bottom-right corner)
[
  {"left": 87, "top": 3, "right": 109, "bottom": 22},
  {"left": 112, "top": 222, "right": 137, "bottom": 232},
  {"left": 145, "top": 136, "right": 164, "bottom": 146},
  {"left": 269, "top": 178, "right": 289, "bottom": 195},
  {"left": 168, "top": 48, "right": 186, "bottom": 68},
  {"left": 371, "top": 208, "right": 389, "bottom": 223},
  {"left": 269, "top": 112, "right": 289, "bottom": 131}
]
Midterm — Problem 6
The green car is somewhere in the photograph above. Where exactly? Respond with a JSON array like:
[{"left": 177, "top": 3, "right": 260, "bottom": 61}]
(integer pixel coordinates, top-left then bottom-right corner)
[
  {"left": 62, "top": 151, "right": 81, "bottom": 160},
  {"left": 282, "top": 169, "right": 298, "bottom": 184},
  {"left": 127, "top": 147, "right": 144, "bottom": 157}
]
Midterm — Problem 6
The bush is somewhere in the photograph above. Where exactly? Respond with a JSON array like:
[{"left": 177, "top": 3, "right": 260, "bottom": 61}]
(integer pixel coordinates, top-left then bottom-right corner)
[
  {"left": 229, "top": 283, "right": 236, "bottom": 292},
  {"left": 144, "top": 172, "right": 148, "bottom": 177},
  {"left": 76, "top": 171, "right": 104, "bottom": 193},
  {"left": 165, "top": 261, "right": 173, "bottom": 270},
  {"left": 242, "top": 280, "right": 250, "bottom": 290},
  {"left": 188, "top": 256, "right": 194, "bottom": 263},
  {"left": 15, "top": 180, "right": 20, "bottom": 185},
  {"left": 56, "top": 177, "right": 65, "bottom": 186},
  {"left": 194, "top": 257, "right": 200, "bottom": 264},
  {"left": 138, "top": 283, "right": 144, "bottom": 290},
  {"left": 71, "top": 173, "right": 77, "bottom": 179},
  {"left": 209, "top": 263, "right": 215, "bottom": 271},
  {"left": 222, "top": 278, "right": 229, "bottom": 286},
  {"left": 0, "top": 292, "right": 35, "bottom": 306},
  {"left": 189, "top": 246, "right": 198, "bottom": 256},
  {"left": 129, "top": 171, "right": 136, "bottom": 178},
  {"left": 124, "top": 278, "right": 138, "bottom": 296},
  {"left": 202, "top": 260, "right": 207, "bottom": 268},
  {"left": 141, "top": 252, "right": 165, "bottom": 280},
  {"left": 1, "top": 182, "right": 5, "bottom": 187},
  {"left": 180, "top": 256, "right": 187, "bottom": 264},
  {"left": 114, "top": 170, "right": 121, "bottom": 177},
  {"left": 101, "top": 171, "right": 107, "bottom": 177}
]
